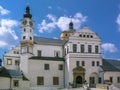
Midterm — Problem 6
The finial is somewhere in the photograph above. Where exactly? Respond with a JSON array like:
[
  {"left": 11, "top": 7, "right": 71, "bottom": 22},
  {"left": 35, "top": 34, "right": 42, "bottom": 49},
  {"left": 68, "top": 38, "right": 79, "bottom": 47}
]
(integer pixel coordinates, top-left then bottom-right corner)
[
  {"left": 23, "top": 5, "right": 32, "bottom": 18},
  {"left": 26, "top": 6, "right": 30, "bottom": 14}
]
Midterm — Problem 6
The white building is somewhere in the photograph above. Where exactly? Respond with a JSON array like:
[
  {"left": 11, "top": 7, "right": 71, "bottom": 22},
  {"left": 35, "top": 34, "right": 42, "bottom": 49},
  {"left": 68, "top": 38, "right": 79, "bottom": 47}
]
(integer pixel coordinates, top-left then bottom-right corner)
[{"left": 0, "top": 6, "right": 120, "bottom": 90}]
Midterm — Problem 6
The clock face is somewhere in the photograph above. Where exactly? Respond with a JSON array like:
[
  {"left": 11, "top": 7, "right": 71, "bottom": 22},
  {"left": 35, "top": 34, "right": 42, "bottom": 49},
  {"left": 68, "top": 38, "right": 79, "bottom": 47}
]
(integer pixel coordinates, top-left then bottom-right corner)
[{"left": 22, "top": 20, "right": 27, "bottom": 25}]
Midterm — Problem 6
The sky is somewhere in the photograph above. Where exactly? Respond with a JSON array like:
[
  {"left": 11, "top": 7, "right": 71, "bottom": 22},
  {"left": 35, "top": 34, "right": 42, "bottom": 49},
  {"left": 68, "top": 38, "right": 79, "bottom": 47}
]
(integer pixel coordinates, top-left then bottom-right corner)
[{"left": 0, "top": 0, "right": 120, "bottom": 61}]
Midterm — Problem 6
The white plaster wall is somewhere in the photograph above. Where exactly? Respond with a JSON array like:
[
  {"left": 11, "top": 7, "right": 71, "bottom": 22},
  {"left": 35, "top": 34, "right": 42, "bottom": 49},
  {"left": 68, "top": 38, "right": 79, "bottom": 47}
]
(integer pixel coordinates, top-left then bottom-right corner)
[
  {"left": 104, "top": 72, "right": 120, "bottom": 84},
  {"left": 4, "top": 46, "right": 20, "bottom": 70},
  {"left": 66, "top": 57, "right": 102, "bottom": 84},
  {"left": 33, "top": 44, "right": 63, "bottom": 57},
  {"left": 0, "top": 77, "right": 10, "bottom": 89},
  {"left": 4, "top": 56, "right": 20, "bottom": 70},
  {"left": 28, "top": 59, "right": 64, "bottom": 88}
]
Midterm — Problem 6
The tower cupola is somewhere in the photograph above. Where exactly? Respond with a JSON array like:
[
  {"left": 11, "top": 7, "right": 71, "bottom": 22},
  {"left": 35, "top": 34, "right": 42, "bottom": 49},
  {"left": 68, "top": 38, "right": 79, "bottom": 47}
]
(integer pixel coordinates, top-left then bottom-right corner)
[
  {"left": 23, "top": 6, "right": 32, "bottom": 19},
  {"left": 69, "top": 21, "right": 73, "bottom": 30}
]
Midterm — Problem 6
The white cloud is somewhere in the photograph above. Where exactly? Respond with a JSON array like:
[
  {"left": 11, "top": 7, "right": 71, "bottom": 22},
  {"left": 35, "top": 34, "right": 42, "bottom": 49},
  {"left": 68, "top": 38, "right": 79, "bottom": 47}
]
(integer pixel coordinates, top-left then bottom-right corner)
[
  {"left": 0, "top": 41, "right": 7, "bottom": 48},
  {"left": 101, "top": 43, "right": 117, "bottom": 53},
  {"left": 116, "top": 14, "right": 120, "bottom": 31},
  {"left": 48, "top": 6, "right": 52, "bottom": 9},
  {"left": 0, "top": 6, "right": 10, "bottom": 15},
  {"left": 38, "top": 12, "right": 87, "bottom": 33},
  {"left": 0, "top": 19, "right": 19, "bottom": 49}
]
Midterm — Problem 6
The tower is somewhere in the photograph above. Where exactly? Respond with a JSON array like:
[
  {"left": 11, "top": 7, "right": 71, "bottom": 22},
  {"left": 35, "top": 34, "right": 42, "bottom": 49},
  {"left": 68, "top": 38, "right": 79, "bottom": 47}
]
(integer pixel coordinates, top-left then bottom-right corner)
[
  {"left": 21, "top": 5, "right": 34, "bottom": 54},
  {"left": 20, "top": 6, "right": 34, "bottom": 75},
  {"left": 60, "top": 21, "right": 75, "bottom": 40}
]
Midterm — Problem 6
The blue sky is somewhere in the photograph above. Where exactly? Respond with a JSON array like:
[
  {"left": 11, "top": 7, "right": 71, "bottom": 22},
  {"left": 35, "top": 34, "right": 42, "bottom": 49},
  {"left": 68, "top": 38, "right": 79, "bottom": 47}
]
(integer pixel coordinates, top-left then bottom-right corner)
[{"left": 0, "top": 0, "right": 120, "bottom": 60}]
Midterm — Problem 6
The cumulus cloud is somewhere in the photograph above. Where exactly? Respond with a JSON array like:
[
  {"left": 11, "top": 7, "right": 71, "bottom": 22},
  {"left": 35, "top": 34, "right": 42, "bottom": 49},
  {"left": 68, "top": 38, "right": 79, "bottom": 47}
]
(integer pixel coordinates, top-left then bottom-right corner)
[
  {"left": 0, "top": 19, "right": 19, "bottom": 49},
  {"left": 38, "top": 12, "right": 87, "bottom": 33},
  {"left": 0, "top": 6, "right": 10, "bottom": 15},
  {"left": 101, "top": 43, "right": 117, "bottom": 53}
]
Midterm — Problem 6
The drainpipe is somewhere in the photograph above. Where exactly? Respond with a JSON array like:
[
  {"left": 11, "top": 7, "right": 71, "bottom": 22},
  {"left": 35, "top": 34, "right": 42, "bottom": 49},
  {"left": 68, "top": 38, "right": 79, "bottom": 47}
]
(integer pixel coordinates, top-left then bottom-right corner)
[{"left": 10, "top": 77, "right": 12, "bottom": 89}]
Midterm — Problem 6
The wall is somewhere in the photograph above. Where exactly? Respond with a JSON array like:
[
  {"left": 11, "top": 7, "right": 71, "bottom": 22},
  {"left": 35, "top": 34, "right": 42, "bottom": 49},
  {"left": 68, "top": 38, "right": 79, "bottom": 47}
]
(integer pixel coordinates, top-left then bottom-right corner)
[
  {"left": 0, "top": 77, "right": 11, "bottom": 89},
  {"left": 28, "top": 59, "right": 64, "bottom": 88}
]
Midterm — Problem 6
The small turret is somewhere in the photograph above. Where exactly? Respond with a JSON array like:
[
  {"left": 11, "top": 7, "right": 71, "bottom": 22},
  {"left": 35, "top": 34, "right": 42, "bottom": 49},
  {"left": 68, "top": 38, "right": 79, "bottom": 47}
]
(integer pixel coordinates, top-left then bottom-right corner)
[
  {"left": 69, "top": 21, "right": 73, "bottom": 30},
  {"left": 60, "top": 21, "right": 75, "bottom": 40}
]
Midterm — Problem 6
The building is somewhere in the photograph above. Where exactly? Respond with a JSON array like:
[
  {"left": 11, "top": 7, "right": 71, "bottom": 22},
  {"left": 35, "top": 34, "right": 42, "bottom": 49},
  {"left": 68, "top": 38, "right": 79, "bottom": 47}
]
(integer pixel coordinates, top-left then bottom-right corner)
[{"left": 0, "top": 6, "right": 120, "bottom": 90}]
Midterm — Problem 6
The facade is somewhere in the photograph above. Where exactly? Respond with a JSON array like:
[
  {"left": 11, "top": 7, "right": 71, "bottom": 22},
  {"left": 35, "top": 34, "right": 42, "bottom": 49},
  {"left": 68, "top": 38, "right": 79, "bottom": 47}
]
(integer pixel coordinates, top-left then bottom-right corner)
[{"left": 0, "top": 6, "right": 120, "bottom": 90}]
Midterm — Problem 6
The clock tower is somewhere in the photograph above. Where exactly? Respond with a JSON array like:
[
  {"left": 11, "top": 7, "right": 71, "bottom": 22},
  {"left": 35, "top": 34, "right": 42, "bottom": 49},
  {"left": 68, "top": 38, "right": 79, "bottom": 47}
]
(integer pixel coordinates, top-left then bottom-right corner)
[
  {"left": 21, "top": 5, "right": 34, "bottom": 54},
  {"left": 20, "top": 6, "right": 34, "bottom": 75}
]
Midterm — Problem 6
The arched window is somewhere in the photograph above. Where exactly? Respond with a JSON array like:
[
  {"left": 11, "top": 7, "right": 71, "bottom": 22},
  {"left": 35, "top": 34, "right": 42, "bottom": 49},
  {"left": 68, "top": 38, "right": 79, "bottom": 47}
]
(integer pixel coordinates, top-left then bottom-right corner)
[
  {"left": 24, "top": 28, "right": 26, "bottom": 32},
  {"left": 30, "top": 37, "right": 32, "bottom": 40},
  {"left": 23, "top": 36, "right": 26, "bottom": 40}
]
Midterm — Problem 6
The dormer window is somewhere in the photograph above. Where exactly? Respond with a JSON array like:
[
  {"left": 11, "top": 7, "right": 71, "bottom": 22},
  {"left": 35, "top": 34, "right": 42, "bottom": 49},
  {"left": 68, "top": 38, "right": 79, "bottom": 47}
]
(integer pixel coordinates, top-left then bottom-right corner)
[
  {"left": 90, "top": 35, "right": 93, "bottom": 38},
  {"left": 79, "top": 34, "right": 82, "bottom": 37},
  {"left": 83, "top": 35, "right": 86, "bottom": 37},
  {"left": 87, "top": 35, "right": 89, "bottom": 38},
  {"left": 54, "top": 51, "right": 60, "bottom": 57}
]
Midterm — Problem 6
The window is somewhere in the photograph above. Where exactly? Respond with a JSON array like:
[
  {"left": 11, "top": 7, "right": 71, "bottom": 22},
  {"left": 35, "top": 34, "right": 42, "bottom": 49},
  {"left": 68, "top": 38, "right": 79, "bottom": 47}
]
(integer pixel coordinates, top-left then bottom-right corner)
[
  {"left": 15, "top": 60, "right": 19, "bottom": 66},
  {"left": 73, "top": 44, "right": 77, "bottom": 53},
  {"left": 54, "top": 51, "right": 60, "bottom": 57},
  {"left": 90, "top": 77, "right": 95, "bottom": 84},
  {"left": 117, "top": 77, "right": 120, "bottom": 83},
  {"left": 92, "top": 61, "right": 95, "bottom": 66},
  {"left": 24, "top": 28, "right": 26, "bottom": 32},
  {"left": 88, "top": 45, "right": 92, "bottom": 53},
  {"left": 38, "top": 50, "right": 41, "bottom": 57},
  {"left": 82, "top": 61, "right": 85, "bottom": 66},
  {"left": 23, "top": 36, "right": 26, "bottom": 40},
  {"left": 44, "top": 64, "right": 49, "bottom": 70},
  {"left": 81, "top": 45, "right": 84, "bottom": 53},
  {"left": 98, "top": 77, "right": 102, "bottom": 83},
  {"left": 87, "top": 35, "right": 89, "bottom": 38},
  {"left": 37, "top": 76, "right": 44, "bottom": 85},
  {"left": 7, "top": 59, "right": 12, "bottom": 65},
  {"left": 96, "top": 61, "right": 100, "bottom": 66},
  {"left": 79, "top": 34, "right": 82, "bottom": 37},
  {"left": 13, "top": 80, "right": 19, "bottom": 87},
  {"left": 83, "top": 35, "right": 86, "bottom": 37},
  {"left": 65, "top": 34, "right": 67, "bottom": 36},
  {"left": 95, "top": 45, "right": 99, "bottom": 53},
  {"left": 110, "top": 77, "right": 113, "bottom": 83},
  {"left": 53, "top": 77, "right": 59, "bottom": 85},
  {"left": 67, "top": 46, "right": 69, "bottom": 53},
  {"left": 30, "top": 37, "right": 32, "bottom": 40},
  {"left": 76, "top": 61, "right": 79, "bottom": 67},
  {"left": 58, "top": 64, "right": 63, "bottom": 70},
  {"left": 90, "top": 35, "right": 93, "bottom": 38}
]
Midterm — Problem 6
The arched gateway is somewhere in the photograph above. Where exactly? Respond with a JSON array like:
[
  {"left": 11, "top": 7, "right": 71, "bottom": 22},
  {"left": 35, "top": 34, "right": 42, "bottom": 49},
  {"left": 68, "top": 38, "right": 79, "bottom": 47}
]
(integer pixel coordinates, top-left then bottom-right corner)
[{"left": 73, "top": 66, "right": 85, "bottom": 87}]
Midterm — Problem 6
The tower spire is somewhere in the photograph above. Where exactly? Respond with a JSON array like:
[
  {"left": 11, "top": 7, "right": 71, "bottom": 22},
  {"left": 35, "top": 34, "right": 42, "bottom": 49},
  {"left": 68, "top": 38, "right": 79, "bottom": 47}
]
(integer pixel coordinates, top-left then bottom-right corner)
[{"left": 23, "top": 5, "right": 32, "bottom": 18}]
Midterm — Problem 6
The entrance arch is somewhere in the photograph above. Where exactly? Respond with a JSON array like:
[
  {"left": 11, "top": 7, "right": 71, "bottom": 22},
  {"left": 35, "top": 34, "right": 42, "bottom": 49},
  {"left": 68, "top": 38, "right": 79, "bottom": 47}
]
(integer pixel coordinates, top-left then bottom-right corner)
[
  {"left": 76, "top": 76, "right": 82, "bottom": 84},
  {"left": 73, "top": 66, "right": 85, "bottom": 87}
]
